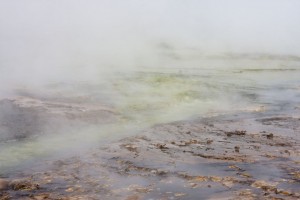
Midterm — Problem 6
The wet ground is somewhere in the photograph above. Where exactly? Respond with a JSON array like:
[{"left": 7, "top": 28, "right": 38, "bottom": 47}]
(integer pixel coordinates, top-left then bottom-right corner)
[
  {"left": 1, "top": 109, "right": 299, "bottom": 199},
  {"left": 1, "top": 67, "right": 300, "bottom": 199}
]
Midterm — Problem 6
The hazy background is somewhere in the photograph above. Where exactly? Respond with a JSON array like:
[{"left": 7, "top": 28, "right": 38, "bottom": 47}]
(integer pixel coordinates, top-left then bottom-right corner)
[
  {"left": 1, "top": 0, "right": 300, "bottom": 173},
  {"left": 1, "top": 0, "right": 300, "bottom": 91}
]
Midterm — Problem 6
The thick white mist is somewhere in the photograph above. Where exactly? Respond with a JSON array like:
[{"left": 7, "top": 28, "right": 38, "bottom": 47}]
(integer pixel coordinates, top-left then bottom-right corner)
[
  {"left": 1, "top": 0, "right": 300, "bottom": 90},
  {"left": 1, "top": 0, "right": 300, "bottom": 173}
]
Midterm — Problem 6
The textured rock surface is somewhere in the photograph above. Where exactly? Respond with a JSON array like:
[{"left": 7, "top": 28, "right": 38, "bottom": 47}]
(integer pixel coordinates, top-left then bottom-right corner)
[{"left": 1, "top": 112, "right": 299, "bottom": 200}]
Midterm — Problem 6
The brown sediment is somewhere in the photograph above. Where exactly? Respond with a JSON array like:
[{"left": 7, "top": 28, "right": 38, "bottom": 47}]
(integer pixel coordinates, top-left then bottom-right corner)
[
  {"left": 225, "top": 130, "right": 246, "bottom": 137},
  {"left": 1, "top": 110, "right": 300, "bottom": 199}
]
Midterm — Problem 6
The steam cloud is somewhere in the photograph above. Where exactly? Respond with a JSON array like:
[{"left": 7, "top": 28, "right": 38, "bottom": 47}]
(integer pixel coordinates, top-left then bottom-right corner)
[
  {"left": 1, "top": 0, "right": 300, "bottom": 172},
  {"left": 1, "top": 0, "right": 300, "bottom": 90}
]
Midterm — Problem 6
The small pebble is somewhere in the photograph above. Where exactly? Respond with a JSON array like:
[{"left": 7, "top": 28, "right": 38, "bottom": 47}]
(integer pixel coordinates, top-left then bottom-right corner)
[{"left": 234, "top": 146, "right": 240, "bottom": 153}]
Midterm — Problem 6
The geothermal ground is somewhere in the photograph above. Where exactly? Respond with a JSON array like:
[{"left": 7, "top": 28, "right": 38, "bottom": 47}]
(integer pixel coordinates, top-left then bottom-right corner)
[
  {"left": 0, "top": 95, "right": 299, "bottom": 200},
  {"left": 1, "top": 67, "right": 300, "bottom": 200}
]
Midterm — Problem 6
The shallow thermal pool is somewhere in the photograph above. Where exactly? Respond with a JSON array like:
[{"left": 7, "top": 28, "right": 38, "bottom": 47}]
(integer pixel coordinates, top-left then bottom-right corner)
[{"left": 1, "top": 64, "right": 300, "bottom": 174}]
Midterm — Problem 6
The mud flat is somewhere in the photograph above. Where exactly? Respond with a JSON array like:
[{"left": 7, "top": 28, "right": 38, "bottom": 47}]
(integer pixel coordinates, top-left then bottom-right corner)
[
  {"left": 0, "top": 96, "right": 117, "bottom": 142},
  {"left": 1, "top": 107, "right": 299, "bottom": 200}
]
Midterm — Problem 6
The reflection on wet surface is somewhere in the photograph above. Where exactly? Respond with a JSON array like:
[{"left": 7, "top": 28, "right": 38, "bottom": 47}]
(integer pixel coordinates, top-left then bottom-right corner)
[{"left": 1, "top": 65, "right": 300, "bottom": 199}]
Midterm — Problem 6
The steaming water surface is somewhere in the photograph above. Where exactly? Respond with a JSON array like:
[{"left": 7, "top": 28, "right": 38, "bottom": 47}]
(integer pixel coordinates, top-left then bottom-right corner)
[{"left": 1, "top": 62, "right": 300, "bottom": 174}]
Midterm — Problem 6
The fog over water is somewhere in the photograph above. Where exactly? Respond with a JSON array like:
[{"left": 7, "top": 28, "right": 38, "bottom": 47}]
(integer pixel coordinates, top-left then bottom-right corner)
[{"left": 0, "top": 0, "right": 300, "bottom": 173}]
